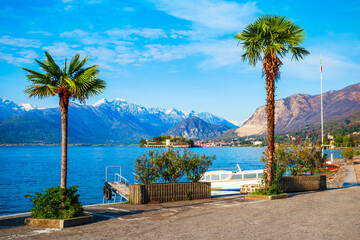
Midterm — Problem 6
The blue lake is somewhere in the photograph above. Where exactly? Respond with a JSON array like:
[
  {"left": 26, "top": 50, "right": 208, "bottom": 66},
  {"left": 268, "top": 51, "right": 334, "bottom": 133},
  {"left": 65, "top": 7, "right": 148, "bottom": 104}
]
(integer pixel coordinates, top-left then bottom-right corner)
[{"left": 0, "top": 146, "right": 343, "bottom": 216}]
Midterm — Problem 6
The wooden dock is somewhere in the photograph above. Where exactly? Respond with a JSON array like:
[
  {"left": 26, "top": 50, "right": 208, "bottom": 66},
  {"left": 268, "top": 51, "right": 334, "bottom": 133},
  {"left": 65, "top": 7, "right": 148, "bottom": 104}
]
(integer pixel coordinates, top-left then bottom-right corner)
[{"left": 107, "top": 182, "right": 129, "bottom": 199}]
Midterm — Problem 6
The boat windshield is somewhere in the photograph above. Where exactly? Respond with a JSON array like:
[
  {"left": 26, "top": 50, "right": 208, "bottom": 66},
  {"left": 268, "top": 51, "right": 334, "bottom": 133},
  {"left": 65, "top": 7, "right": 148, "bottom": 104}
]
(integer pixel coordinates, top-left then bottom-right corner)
[
  {"left": 211, "top": 174, "right": 220, "bottom": 180},
  {"left": 220, "top": 174, "right": 229, "bottom": 180},
  {"left": 230, "top": 174, "right": 243, "bottom": 180},
  {"left": 244, "top": 173, "right": 257, "bottom": 179}
]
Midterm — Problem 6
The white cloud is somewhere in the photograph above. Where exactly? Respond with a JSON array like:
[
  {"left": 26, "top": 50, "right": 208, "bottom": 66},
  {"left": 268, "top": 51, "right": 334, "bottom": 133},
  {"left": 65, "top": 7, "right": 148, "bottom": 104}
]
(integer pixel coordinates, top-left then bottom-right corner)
[
  {"left": 27, "top": 31, "right": 52, "bottom": 36},
  {"left": 62, "top": 0, "right": 73, "bottom": 3},
  {"left": 105, "top": 28, "right": 167, "bottom": 39},
  {"left": 0, "top": 51, "right": 34, "bottom": 66},
  {"left": 61, "top": 29, "right": 88, "bottom": 38},
  {"left": 148, "top": 0, "right": 259, "bottom": 32},
  {"left": 64, "top": 5, "right": 73, "bottom": 11},
  {"left": 0, "top": 36, "right": 42, "bottom": 48},
  {"left": 123, "top": 7, "right": 134, "bottom": 12},
  {"left": 18, "top": 50, "right": 38, "bottom": 60},
  {"left": 42, "top": 42, "right": 76, "bottom": 59},
  {"left": 282, "top": 48, "right": 360, "bottom": 82}
]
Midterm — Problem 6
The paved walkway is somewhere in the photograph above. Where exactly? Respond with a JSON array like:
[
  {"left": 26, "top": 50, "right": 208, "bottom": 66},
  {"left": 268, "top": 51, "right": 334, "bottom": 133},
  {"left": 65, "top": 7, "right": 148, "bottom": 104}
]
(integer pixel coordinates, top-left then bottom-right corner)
[
  {"left": 1, "top": 186, "right": 360, "bottom": 240},
  {"left": 343, "top": 164, "right": 358, "bottom": 188}
]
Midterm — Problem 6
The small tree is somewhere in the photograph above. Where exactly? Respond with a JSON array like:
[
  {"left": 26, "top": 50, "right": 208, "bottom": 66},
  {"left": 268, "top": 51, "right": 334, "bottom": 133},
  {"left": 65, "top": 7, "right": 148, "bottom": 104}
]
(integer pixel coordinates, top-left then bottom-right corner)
[
  {"left": 156, "top": 149, "right": 185, "bottom": 183},
  {"left": 133, "top": 150, "right": 160, "bottom": 184},
  {"left": 185, "top": 151, "right": 214, "bottom": 182},
  {"left": 342, "top": 147, "right": 354, "bottom": 160}
]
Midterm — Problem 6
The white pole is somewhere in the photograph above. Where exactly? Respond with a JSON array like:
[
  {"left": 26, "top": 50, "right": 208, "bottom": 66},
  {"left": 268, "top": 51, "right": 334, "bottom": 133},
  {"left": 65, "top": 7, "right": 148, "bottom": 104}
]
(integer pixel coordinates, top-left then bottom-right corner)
[{"left": 320, "top": 55, "right": 324, "bottom": 157}]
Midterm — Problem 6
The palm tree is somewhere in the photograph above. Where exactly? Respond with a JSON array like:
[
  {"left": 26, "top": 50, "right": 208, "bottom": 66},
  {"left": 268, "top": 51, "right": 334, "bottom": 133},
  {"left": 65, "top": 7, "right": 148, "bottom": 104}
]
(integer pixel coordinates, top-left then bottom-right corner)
[
  {"left": 234, "top": 15, "right": 309, "bottom": 186},
  {"left": 24, "top": 51, "right": 106, "bottom": 189}
]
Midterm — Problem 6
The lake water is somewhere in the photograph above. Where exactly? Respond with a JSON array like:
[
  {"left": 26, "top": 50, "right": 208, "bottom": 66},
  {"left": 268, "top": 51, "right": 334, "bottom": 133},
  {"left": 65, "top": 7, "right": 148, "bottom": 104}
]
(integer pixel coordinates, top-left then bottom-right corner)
[{"left": 0, "top": 146, "right": 343, "bottom": 216}]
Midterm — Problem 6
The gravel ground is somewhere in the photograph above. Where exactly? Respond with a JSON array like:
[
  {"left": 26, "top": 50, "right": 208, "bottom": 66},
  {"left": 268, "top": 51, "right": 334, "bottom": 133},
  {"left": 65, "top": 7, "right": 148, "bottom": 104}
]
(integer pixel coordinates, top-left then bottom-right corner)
[{"left": 1, "top": 186, "right": 360, "bottom": 240}]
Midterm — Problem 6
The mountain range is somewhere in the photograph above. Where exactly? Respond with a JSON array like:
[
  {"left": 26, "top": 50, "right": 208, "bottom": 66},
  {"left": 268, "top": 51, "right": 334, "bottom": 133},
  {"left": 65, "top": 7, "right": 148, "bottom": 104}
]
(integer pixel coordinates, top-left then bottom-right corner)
[
  {"left": 0, "top": 98, "right": 237, "bottom": 144},
  {"left": 234, "top": 83, "right": 360, "bottom": 137},
  {"left": 164, "top": 117, "right": 230, "bottom": 140}
]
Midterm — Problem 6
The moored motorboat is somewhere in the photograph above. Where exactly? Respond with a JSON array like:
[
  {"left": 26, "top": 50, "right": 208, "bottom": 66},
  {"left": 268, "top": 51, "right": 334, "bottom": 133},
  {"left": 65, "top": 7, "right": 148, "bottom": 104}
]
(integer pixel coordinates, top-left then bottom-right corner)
[{"left": 199, "top": 164, "right": 263, "bottom": 191}]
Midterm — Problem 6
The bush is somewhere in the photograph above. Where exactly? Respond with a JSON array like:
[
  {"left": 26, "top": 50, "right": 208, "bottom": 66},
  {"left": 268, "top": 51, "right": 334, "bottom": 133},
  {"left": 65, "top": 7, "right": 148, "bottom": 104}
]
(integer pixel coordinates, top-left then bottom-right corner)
[
  {"left": 133, "top": 149, "right": 215, "bottom": 184},
  {"left": 354, "top": 151, "right": 360, "bottom": 156},
  {"left": 133, "top": 150, "right": 160, "bottom": 184},
  {"left": 249, "top": 185, "right": 283, "bottom": 196},
  {"left": 25, "top": 186, "right": 85, "bottom": 219},
  {"left": 184, "top": 151, "right": 214, "bottom": 182},
  {"left": 342, "top": 147, "right": 354, "bottom": 159},
  {"left": 261, "top": 145, "right": 326, "bottom": 188}
]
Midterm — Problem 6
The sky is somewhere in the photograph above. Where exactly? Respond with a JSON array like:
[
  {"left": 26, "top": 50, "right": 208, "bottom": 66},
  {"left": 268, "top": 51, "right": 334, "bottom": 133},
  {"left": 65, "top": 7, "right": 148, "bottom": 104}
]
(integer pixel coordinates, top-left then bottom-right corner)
[{"left": 0, "top": 0, "right": 359, "bottom": 123}]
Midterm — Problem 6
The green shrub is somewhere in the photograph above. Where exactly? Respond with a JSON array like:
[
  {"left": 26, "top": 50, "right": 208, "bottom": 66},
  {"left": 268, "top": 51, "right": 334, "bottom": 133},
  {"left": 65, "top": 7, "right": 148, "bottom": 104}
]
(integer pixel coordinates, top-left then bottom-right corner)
[
  {"left": 25, "top": 186, "right": 85, "bottom": 219},
  {"left": 156, "top": 148, "right": 186, "bottom": 183},
  {"left": 249, "top": 185, "right": 283, "bottom": 196},
  {"left": 133, "top": 149, "right": 215, "bottom": 184},
  {"left": 184, "top": 150, "right": 214, "bottom": 182},
  {"left": 342, "top": 147, "right": 354, "bottom": 159},
  {"left": 133, "top": 150, "right": 160, "bottom": 184},
  {"left": 354, "top": 151, "right": 360, "bottom": 156}
]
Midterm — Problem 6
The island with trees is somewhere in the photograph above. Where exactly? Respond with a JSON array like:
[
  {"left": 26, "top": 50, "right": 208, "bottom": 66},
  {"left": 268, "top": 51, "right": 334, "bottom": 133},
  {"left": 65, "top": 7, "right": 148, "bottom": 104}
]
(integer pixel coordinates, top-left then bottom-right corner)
[{"left": 139, "top": 136, "right": 195, "bottom": 148}]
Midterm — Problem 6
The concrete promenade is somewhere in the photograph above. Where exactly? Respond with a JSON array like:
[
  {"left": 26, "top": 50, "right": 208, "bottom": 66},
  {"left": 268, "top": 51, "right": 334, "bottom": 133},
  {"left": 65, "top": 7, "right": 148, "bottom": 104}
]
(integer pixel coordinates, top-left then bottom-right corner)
[{"left": 1, "top": 185, "right": 360, "bottom": 240}]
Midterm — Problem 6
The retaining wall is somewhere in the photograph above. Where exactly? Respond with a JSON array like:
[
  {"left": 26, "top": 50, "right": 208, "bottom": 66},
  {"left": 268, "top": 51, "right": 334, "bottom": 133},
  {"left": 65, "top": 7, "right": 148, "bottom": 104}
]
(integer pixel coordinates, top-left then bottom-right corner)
[
  {"left": 280, "top": 175, "right": 327, "bottom": 192},
  {"left": 129, "top": 182, "right": 211, "bottom": 204}
]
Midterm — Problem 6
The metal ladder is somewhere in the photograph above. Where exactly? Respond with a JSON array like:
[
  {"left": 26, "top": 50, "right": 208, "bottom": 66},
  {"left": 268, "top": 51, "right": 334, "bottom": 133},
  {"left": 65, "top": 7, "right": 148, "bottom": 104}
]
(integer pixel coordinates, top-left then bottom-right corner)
[{"left": 103, "top": 166, "right": 130, "bottom": 204}]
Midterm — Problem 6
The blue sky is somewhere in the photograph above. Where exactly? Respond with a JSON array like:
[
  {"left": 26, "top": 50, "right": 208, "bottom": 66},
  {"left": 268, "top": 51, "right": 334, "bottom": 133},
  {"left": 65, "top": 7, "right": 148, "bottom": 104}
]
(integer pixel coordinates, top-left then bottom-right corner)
[{"left": 0, "top": 0, "right": 359, "bottom": 123}]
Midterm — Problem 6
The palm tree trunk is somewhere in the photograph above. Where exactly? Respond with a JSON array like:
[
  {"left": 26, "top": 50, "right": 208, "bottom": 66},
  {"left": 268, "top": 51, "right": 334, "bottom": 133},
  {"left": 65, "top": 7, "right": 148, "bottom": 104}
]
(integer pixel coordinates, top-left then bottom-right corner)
[
  {"left": 59, "top": 94, "right": 69, "bottom": 189},
  {"left": 263, "top": 53, "right": 282, "bottom": 187},
  {"left": 265, "top": 75, "right": 275, "bottom": 187}
]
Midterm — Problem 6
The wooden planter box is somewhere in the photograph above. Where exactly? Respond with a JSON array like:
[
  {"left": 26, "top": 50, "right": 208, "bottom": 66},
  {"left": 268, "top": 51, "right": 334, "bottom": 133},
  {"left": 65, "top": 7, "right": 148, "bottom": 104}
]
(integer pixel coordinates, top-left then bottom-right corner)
[
  {"left": 24, "top": 214, "right": 94, "bottom": 229},
  {"left": 129, "top": 182, "right": 211, "bottom": 204},
  {"left": 280, "top": 175, "right": 326, "bottom": 192}
]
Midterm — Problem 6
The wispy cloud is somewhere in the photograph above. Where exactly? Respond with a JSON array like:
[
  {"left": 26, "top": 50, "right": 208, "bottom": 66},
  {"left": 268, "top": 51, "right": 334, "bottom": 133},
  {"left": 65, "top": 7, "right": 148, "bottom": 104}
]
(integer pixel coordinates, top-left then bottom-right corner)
[
  {"left": 0, "top": 36, "right": 42, "bottom": 48},
  {"left": 27, "top": 31, "right": 52, "bottom": 36},
  {"left": 282, "top": 49, "right": 360, "bottom": 82},
  {"left": 147, "top": 0, "right": 259, "bottom": 32},
  {"left": 105, "top": 28, "right": 168, "bottom": 40},
  {"left": 0, "top": 50, "right": 37, "bottom": 66}
]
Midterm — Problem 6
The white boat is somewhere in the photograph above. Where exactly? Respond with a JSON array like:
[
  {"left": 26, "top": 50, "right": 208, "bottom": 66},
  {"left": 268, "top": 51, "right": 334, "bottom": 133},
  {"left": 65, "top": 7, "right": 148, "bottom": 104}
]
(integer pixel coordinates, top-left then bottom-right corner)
[{"left": 199, "top": 164, "right": 263, "bottom": 191}]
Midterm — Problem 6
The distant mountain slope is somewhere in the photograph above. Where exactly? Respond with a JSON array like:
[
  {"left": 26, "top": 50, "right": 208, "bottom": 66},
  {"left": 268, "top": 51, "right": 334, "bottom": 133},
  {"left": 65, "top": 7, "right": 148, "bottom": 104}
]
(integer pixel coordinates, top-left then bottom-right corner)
[
  {"left": 164, "top": 116, "right": 230, "bottom": 140},
  {"left": 0, "top": 98, "right": 35, "bottom": 120},
  {"left": 235, "top": 83, "right": 360, "bottom": 137},
  {"left": 0, "top": 98, "right": 237, "bottom": 144}
]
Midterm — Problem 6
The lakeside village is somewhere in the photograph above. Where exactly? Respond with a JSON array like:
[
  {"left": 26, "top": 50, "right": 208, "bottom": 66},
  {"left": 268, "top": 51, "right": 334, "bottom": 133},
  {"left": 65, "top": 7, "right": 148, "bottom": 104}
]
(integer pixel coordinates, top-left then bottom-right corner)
[{"left": 140, "top": 130, "right": 360, "bottom": 149}]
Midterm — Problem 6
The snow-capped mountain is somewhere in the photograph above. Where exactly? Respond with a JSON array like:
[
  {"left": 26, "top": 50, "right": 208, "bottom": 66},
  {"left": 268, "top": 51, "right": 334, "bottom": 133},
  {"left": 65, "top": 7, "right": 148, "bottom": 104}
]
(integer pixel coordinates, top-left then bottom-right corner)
[
  {"left": 229, "top": 120, "right": 243, "bottom": 128},
  {"left": 0, "top": 98, "right": 36, "bottom": 120},
  {"left": 0, "top": 97, "right": 238, "bottom": 144},
  {"left": 92, "top": 98, "right": 238, "bottom": 129}
]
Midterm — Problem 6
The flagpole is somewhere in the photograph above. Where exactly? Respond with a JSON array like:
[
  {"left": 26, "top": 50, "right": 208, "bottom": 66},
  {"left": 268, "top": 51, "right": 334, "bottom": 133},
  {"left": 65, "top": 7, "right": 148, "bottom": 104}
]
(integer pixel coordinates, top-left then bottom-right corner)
[{"left": 320, "top": 55, "right": 324, "bottom": 157}]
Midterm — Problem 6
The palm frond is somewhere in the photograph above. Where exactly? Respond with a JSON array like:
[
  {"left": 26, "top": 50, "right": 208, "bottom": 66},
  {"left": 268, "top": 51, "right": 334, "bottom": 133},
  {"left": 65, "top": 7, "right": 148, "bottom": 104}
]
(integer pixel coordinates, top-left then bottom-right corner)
[
  {"left": 235, "top": 14, "right": 309, "bottom": 65},
  {"left": 24, "top": 84, "right": 57, "bottom": 98}
]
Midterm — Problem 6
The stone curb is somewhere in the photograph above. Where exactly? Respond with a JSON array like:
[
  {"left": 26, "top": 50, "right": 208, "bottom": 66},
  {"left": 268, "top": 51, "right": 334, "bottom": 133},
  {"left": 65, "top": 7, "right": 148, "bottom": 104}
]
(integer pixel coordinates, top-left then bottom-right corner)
[{"left": 24, "top": 214, "right": 94, "bottom": 229}]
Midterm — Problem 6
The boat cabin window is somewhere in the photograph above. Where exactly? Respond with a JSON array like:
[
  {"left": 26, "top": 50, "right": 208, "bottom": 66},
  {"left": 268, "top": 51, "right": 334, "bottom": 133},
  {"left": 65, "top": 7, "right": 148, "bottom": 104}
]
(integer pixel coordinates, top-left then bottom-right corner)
[
  {"left": 220, "top": 174, "right": 229, "bottom": 180},
  {"left": 244, "top": 173, "right": 257, "bottom": 179},
  {"left": 230, "top": 174, "right": 243, "bottom": 180},
  {"left": 211, "top": 174, "right": 220, "bottom": 180},
  {"left": 205, "top": 175, "right": 210, "bottom": 181},
  {"left": 257, "top": 173, "right": 263, "bottom": 178}
]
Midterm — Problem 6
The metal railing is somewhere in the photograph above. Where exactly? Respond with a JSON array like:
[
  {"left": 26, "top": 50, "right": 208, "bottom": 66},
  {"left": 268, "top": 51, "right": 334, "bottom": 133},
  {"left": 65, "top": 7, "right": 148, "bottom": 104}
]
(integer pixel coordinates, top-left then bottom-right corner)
[{"left": 104, "top": 166, "right": 129, "bottom": 203}]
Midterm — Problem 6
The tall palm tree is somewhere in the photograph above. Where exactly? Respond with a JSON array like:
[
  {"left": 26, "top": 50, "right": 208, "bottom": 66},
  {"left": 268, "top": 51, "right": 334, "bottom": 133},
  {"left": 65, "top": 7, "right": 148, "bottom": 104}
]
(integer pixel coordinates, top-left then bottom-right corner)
[
  {"left": 235, "top": 15, "right": 309, "bottom": 186},
  {"left": 24, "top": 51, "right": 106, "bottom": 189}
]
